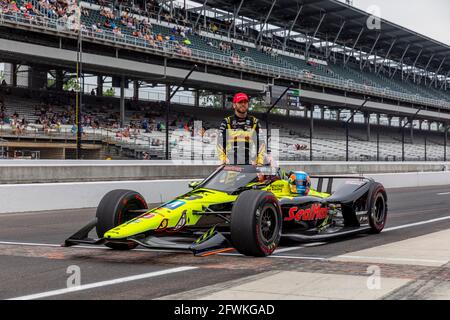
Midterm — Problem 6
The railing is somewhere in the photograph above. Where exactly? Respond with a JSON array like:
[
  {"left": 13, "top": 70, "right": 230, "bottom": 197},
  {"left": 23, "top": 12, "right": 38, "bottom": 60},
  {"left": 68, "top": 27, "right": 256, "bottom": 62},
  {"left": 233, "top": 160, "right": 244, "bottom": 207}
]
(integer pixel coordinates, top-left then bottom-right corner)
[
  {"left": 0, "top": 124, "right": 165, "bottom": 153},
  {"left": 1, "top": 122, "right": 448, "bottom": 161},
  {"left": 0, "top": 11, "right": 449, "bottom": 110},
  {"left": 81, "top": 82, "right": 195, "bottom": 104}
]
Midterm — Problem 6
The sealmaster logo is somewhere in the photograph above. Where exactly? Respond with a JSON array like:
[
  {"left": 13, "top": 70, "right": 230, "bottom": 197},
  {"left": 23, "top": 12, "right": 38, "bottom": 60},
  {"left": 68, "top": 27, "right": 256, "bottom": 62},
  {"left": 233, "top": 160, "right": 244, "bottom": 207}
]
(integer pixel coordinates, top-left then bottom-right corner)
[{"left": 285, "top": 204, "right": 329, "bottom": 221}]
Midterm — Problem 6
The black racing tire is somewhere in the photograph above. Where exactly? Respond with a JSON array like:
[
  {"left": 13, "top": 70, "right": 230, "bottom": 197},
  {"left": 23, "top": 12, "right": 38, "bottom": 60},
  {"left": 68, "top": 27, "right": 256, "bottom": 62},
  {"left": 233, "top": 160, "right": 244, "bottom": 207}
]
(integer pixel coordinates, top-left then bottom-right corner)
[
  {"left": 368, "top": 183, "right": 388, "bottom": 233},
  {"left": 231, "top": 190, "right": 282, "bottom": 257},
  {"left": 96, "top": 189, "right": 148, "bottom": 250}
]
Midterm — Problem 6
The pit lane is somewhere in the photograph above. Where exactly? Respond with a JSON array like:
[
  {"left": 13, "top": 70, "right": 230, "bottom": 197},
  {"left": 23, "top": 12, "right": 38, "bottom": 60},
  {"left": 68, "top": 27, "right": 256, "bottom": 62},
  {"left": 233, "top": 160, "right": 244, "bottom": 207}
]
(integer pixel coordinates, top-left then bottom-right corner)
[{"left": 1, "top": 185, "right": 450, "bottom": 300}]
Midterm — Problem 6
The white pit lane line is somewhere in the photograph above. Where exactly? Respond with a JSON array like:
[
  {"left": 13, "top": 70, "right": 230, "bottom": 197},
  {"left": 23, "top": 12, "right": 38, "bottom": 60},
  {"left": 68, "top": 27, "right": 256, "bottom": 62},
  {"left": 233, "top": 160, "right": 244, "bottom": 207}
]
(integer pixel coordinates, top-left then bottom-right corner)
[
  {"left": 383, "top": 216, "right": 450, "bottom": 232},
  {"left": 7, "top": 266, "right": 198, "bottom": 300}
]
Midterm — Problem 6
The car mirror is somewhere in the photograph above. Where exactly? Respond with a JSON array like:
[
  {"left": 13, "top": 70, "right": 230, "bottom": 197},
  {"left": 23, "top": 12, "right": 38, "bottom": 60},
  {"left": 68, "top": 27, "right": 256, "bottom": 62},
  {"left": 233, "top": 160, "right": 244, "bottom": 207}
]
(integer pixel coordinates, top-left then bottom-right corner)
[{"left": 189, "top": 181, "right": 201, "bottom": 189}]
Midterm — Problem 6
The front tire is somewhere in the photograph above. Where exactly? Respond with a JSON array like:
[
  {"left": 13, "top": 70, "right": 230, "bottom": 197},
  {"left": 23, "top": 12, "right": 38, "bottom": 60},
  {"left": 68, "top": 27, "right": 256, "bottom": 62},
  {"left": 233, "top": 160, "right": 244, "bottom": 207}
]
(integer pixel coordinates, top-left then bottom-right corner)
[
  {"left": 231, "top": 190, "right": 282, "bottom": 257},
  {"left": 368, "top": 183, "right": 388, "bottom": 233},
  {"left": 96, "top": 189, "right": 148, "bottom": 250}
]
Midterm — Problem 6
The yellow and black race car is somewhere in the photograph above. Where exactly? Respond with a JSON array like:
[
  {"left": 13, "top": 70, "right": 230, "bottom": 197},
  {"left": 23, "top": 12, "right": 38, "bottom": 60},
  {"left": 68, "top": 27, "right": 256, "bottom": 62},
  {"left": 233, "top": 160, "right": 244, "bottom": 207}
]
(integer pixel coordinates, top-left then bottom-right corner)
[{"left": 64, "top": 165, "right": 388, "bottom": 257}]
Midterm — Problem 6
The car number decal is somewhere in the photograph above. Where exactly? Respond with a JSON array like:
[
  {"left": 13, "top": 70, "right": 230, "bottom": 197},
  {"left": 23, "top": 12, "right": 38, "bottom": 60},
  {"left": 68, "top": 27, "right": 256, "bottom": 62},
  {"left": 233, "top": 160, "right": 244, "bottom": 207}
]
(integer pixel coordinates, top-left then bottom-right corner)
[{"left": 163, "top": 200, "right": 186, "bottom": 210}]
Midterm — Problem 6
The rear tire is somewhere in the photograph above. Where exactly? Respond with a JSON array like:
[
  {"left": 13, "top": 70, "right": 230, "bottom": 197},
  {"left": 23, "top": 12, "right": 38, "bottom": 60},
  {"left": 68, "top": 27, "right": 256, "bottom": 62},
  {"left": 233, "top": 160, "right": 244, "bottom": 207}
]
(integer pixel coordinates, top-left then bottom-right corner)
[
  {"left": 96, "top": 189, "right": 148, "bottom": 250},
  {"left": 368, "top": 183, "right": 388, "bottom": 233},
  {"left": 231, "top": 190, "right": 282, "bottom": 257}
]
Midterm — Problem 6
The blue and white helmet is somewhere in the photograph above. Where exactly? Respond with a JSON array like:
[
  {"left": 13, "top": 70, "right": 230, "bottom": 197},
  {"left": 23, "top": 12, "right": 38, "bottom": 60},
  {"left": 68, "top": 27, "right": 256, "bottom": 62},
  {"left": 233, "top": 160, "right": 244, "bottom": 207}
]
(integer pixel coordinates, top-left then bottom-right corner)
[{"left": 288, "top": 171, "right": 311, "bottom": 196}]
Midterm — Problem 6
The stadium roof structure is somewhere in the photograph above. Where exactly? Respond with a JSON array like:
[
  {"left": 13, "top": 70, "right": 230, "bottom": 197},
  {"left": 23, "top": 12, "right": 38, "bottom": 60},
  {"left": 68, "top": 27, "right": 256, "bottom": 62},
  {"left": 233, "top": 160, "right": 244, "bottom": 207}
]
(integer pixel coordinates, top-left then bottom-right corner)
[{"left": 191, "top": 0, "right": 450, "bottom": 78}]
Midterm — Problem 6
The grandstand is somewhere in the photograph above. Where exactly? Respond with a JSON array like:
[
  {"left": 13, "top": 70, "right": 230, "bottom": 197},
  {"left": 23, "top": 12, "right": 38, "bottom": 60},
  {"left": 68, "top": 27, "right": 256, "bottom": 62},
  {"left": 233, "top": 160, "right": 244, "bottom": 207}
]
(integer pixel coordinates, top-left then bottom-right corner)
[{"left": 0, "top": 0, "right": 449, "bottom": 161}]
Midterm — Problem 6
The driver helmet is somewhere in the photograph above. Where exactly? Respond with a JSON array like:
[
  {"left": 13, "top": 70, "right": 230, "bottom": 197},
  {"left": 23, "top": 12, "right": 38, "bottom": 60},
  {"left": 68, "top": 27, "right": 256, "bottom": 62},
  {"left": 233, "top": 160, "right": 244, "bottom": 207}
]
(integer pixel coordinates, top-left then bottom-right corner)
[{"left": 288, "top": 171, "right": 311, "bottom": 196}]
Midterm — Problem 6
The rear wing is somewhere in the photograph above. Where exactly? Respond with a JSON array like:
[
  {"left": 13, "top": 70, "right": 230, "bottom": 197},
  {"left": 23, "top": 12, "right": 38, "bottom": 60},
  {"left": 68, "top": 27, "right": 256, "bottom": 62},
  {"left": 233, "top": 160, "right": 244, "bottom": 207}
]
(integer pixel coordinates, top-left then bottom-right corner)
[{"left": 310, "top": 175, "right": 374, "bottom": 195}]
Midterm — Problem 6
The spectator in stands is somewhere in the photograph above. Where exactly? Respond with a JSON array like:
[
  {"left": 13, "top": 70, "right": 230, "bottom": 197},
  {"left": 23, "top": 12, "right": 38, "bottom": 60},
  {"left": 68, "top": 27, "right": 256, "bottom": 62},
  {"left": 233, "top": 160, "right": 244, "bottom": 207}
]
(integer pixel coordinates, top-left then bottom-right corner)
[
  {"left": 104, "top": 19, "right": 112, "bottom": 28},
  {"left": 163, "top": 13, "right": 171, "bottom": 22},
  {"left": 231, "top": 53, "right": 242, "bottom": 66},
  {"left": 56, "top": 121, "right": 62, "bottom": 133},
  {"left": 141, "top": 118, "right": 149, "bottom": 132},
  {"left": 210, "top": 23, "right": 218, "bottom": 33},
  {"left": 122, "top": 126, "right": 130, "bottom": 138},
  {"left": 9, "top": 1, "right": 19, "bottom": 13},
  {"left": 294, "top": 143, "right": 307, "bottom": 151},
  {"left": 113, "top": 26, "right": 123, "bottom": 38}
]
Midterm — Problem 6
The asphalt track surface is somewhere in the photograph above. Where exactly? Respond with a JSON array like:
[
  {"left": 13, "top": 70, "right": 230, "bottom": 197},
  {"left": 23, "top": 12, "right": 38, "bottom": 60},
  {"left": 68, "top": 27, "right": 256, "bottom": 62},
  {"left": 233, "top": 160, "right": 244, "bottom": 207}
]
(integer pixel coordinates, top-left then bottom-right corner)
[{"left": 1, "top": 185, "right": 450, "bottom": 300}]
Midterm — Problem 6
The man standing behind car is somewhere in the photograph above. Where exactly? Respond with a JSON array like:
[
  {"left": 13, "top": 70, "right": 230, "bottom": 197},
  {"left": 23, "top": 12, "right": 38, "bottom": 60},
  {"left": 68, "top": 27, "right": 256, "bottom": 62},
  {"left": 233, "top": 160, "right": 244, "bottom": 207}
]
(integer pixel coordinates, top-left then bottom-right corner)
[{"left": 217, "top": 92, "right": 266, "bottom": 165}]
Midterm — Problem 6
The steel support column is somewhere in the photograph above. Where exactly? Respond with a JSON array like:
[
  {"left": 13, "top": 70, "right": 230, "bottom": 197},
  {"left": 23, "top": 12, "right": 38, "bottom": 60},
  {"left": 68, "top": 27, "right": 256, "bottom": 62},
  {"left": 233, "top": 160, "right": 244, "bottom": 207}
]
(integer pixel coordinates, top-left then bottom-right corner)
[
  {"left": 418, "top": 54, "right": 435, "bottom": 85},
  {"left": 391, "top": 44, "right": 410, "bottom": 79},
  {"left": 227, "top": 0, "right": 244, "bottom": 38},
  {"left": 429, "top": 57, "right": 446, "bottom": 88},
  {"left": 344, "top": 28, "right": 364, "bottom": 65},
  {"left": 377, "top": 39, "right": 397, "bottom": 75},
  {"left": 283, "top": 4, "right": 303, "bottom": 51},
  {"left": 365, "top": 112, "right": 371, "bottom": 141},
  {"left": 327, "top": 21, "right": 345, "bottom": 60},
  {"left": 440, "top": 70, "right": 450, "bottom": 90},
  {"left": 120, "top": 76, "right": 125, "bottom": 128},
  {"left": 402, "top": 107, "right": 423, "bottom": 161},
  {"left": 445, "top": 125, "right": 449, "bottom": 162},
  {"left": 305, "top": 13, "right": 326, "bottom": 58},
  {"left": 405, "top": 49, "right": 423, "bottom": 82},
  {"left": 193, "top": 0, "right": 207, "bottom": 30},
  {"left": 255, "top": 0, "right": 278, "bottom": 45},
  {"left": 362, "top": 33, "right": 381, "bottom": 70}
]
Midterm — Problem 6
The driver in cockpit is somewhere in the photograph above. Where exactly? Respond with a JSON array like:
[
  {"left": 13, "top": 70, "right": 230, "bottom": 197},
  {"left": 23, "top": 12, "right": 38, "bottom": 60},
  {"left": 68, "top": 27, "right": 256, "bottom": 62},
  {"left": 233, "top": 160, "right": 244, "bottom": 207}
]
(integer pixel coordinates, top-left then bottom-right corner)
[{"left": 288, "top": 171, "right": 311, "bottom": 196}]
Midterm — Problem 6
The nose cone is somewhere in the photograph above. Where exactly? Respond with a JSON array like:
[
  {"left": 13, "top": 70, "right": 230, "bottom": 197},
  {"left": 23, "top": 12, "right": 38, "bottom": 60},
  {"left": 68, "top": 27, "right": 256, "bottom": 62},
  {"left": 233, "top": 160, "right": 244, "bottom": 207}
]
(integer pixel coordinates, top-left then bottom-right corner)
[{"left": 104, "top": 213, "right": 166, "bottom": 239}]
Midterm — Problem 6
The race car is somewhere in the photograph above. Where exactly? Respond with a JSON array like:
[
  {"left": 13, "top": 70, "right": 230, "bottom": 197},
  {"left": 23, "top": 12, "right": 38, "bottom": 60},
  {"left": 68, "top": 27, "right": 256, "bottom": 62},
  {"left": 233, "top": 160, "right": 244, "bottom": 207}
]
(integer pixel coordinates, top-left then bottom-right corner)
[{"left": 64, "top": 165, "right": 388, "bottom": 257}]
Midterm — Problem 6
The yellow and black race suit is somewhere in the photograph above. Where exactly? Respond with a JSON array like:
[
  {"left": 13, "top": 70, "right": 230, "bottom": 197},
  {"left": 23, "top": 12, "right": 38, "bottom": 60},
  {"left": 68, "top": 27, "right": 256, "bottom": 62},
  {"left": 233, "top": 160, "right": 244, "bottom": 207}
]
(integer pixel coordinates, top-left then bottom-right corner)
[{"left": 217, "top": 115, "right": 266, "bottom": 165}]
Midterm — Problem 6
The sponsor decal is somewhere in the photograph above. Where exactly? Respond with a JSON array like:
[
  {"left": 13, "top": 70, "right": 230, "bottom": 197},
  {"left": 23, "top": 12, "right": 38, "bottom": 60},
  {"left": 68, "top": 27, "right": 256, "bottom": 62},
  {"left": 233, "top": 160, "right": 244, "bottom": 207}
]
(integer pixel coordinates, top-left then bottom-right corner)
[
  {"left": 185, "top": 195, "right": 203, "bottom": 200},
  {"left": 284, "top": 204, "right": 329, "bottom": 221},
  {"left": 268, "top": 184, "right": 283, "bottom": 192},
  {"left": 157, "top": 219, "right": 169, "bottom": 230},
  {"left": 163, "top": 200, "right": 186, "bottom": 210},
  {"left": 223, "top": 166, "right": 243, "bottom": 172},
  {"left": 142, "top": 213, "right": 155, "bottom": 219},
  {"left": 256, "top": 166, "right": 277, "bottom": 175},
  {"left": 135, "top": 194, "right": 146, "bottom": 205},
  {"left": 130, "top": 219, "right": 142, "bottom": 224},
  {"left": 346, "top": 181, "right": 365, "bottom": 185}
]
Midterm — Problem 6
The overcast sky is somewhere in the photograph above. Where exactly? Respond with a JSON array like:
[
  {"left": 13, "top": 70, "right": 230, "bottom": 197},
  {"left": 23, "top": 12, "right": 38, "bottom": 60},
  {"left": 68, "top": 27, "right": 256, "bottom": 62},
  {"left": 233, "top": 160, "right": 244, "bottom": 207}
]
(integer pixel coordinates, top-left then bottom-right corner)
[{"left": 350, "top": 0, "right": 450, "bottom": 46}]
